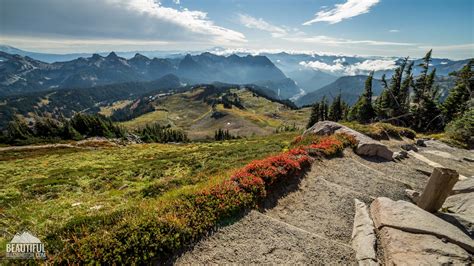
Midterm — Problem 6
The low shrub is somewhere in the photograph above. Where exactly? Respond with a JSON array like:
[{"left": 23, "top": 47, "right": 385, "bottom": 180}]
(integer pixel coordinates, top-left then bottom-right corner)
[
  {"left": 341, "top": 122, "right": 416, "bottom": 140},
  {"left": 47, "top": 134, "right": 351, "bottom": 264},
  {"left": 291, "top": 133, "right": 357, "bottom": 156},
  {"left": 445, "top": 108, "right": 474, "bottom": 149}
]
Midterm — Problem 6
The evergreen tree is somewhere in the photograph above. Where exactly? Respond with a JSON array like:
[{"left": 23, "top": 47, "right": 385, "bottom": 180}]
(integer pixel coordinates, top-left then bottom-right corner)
[
  {"left": 61, "top": 121, "right": 83, "bottom": 140},
  {"left": 374, "top": 58, "right": 414, "bottom": 126},
  {"left": 33, "top": 115, "right": 62, "bottom": 138},
  {"left": 320, "top": 96, "right": 329, "bottom": 121},
  {"left": 214, "top": 128, "right": 234, "bottom": 141},
  {"left": 374, "top": 74, "right": 391, "bottom": 119},
  {"left": 6, "top": 117, "right": 33, "bottom": 142},
  {"left": 349, "top": 72, "right": 376, "bottom": 123},
  {"left": 328, "top": 94, "right": 343, "bottom": 122},
  {"left": 411, "top": 50, "right": 443, "bottom": 131},
  {"left": 445, "top": 107, "right": 474, "bottom": 149},
  {"left": 70, "top": 113, "right": 125, "bottom": 138},
  {"left": 137, "top": 123, "right": 187, "bottom": 143},
  {"left": 306, "top": 102, "right": 321, "bottom": 128},
  {"left": 341, "top": 100, "right": 350, "bottom": 121},
  {"left": 442, "top": 60, "right": 473, "bottom": 123}
]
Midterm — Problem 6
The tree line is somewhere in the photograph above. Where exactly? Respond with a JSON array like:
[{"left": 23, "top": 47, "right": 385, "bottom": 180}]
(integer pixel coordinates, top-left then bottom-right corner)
[
  {"left": 0, "top": 113, "right": 187, "bottom": 145},
  {"left": 307, "top": 51, "right": 473, "bottom": 146}
]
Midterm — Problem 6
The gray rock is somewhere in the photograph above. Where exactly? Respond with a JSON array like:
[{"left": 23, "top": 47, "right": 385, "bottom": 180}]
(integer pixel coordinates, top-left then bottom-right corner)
[
  {"left": 392, "top": 151, "right": 408, "bottom": 160},
  {"left": 443, "top": 192, "right": 474, "bottom": 236},
  {"left": 463, "top": 157, "right": 474, "bottom": 163},
  {"left": 416, "top": 139, "right": 427, "bottom": 147},
  {"left": 378, "top": 226, "right": 472, "bottom": 265},
  {"left": 351, "top": 199, "right": 377, "bottom": 263},
  {"left": 452, "top": 177, "right": 474, "bottom": 195},
  {"left": 125, "top": 133, "right": 143, "bottom": 144},
  {"left": 404, "top": 189, "right": 420, "bottom": 203},
  {"left": 401, "top": 143, "right": 418, "bottom": 152},
  {"left": 424, "top": 150, "right": 461, "bottom": 161},
  {"left": 370, "top": 197, "right": 474, "bottom": 253},
  {"left": 304, "top": 121, "right": 394, "bottom": 160}
]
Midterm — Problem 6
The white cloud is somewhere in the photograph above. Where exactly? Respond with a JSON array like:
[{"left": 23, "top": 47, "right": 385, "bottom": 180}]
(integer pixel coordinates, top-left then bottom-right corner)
[
  {"left": 238, "top": 14, "right": 287, "bottom": 37},
  {"left": 300, "top": 58, "right": 397, "bottom": 75},
  {"left": 120, "top": 0, "right": 245, "bottom": 43},
  {"left": 303, "top": 0, "right": 380, "bottom": 25},
  {"left": 173, "top": 0, "right": 180, "bottom": 4},
  {"left": 389, "top": 29, "right": 400, "bottom": 33},
  {"left": 299, "top": 60, "right": 346, "bottom": 72},
  {"left": 353, "top": 59, "right": 397, "bottom": 71},
  {"left": 2, "top": 0, "right": 246, "bottom": 46},
  {"left": 284, "top": 35, "right": 414, "bottom": 46}
]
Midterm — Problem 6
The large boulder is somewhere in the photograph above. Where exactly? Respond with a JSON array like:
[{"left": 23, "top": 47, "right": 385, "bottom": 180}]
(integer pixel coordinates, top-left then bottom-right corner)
[
  {"left": 304, "top": 121, "right": 393, "bottom": 160},
  {"left": 370, "top": 197, "right": 474, "bottom": 253}
]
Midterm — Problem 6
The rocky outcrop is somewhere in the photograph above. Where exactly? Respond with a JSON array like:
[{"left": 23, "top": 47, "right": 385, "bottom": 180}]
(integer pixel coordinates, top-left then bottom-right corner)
[
  {"left": 404, "top": 177, "right": 474, "bottom": 238},
  {"left": 401, "top": 143, "right": 418, "bottom": 152},
  {"left": 304, "top": 121, "right": 393, "bottom": 160},
  {"left": 351, "top": 199, "right": 377, "bottom": 265},
  {"left": 452, "top": 177, "right": 474, "bottom": 195},
  {"left": 392, "top": 151, "right": 408, "bottom": 161},
  {"left": 443, "top": 192, "right": 474, "bottom": 237},
  {"left": 378, "top": 226, "right": 471, "bottom": 265},
  {"left": 370, "top": 197, "right": 474, "bottom": 254},
  {"left": 404, "top": 189, "right": 420, "bottom": 203}
]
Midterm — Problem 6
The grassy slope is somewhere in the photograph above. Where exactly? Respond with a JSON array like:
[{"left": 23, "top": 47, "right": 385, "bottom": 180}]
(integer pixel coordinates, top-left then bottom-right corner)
[
  {"left": 99, "top": 100, "right": 133, "bottom": 117},
  {"left": 0, "top": 132, "right": 298, "bottom": 253},
  {"left": 120, "top": 88, "right": 311, "bottom": 139}
]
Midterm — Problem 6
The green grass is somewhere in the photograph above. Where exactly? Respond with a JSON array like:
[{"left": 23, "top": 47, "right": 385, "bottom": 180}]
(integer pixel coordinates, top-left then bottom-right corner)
[
  {"left": 0, "top": 132, "right": 298, "bottom": 257},
  {"left": 341, "top": 121, "right": 416, "bottom": 140},
  {"left": 99, "top": 100, "right": 133, "bottom": 117},
  {"left": 118, "top": 88, "right": 311, "bottom": 139}
]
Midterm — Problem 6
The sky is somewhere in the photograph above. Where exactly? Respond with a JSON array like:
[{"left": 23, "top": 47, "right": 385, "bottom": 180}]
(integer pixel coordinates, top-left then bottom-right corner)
[{"left": 0, "top": 0, "right": 473, "bottom": 59}]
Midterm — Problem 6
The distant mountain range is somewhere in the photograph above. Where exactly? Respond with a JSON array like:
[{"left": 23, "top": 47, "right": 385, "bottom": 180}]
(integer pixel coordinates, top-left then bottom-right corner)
[
  {"left": 0, "top": 50, "right": 299, "bottom": 98},
  {"left": 0, "top": 45, "right": 471, "bottom": 105}
]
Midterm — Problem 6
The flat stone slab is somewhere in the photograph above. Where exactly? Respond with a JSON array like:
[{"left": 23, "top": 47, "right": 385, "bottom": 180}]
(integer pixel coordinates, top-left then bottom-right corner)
[
  {"left": 379, "top": 226, "right": 472, "bottom": 265},
  {"left": 452, "top": 177, "right": 474, "bottom": 195},
  {"left": 443, "top": 192, "right": 474, "bottom": 236},
  {"left": 370, "top": 197, "right": 474, "bottom": 253},
  {"left": 305, "top": 121, "right": 393, "bottom": 160},
  {"left": 351, "top": 199, "right": 377, "bottom": 263},
  {"left": 423, "top": 149, "right": 461, "bottom": 161}
]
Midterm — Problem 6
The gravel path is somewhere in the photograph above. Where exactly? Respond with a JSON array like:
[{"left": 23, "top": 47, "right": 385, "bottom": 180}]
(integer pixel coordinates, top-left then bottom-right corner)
[{"left": 176, "top": 140, "right": 471, "bottom": 264}]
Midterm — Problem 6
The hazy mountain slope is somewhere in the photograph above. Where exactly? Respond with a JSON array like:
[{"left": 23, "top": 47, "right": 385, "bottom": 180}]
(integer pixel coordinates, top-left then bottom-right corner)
[
  {"left": 0, "top": 44, "right": 94, "bottom": 63},
  {"left": 0, "top": 74, "right": 181, "bottom": 129},
  {"left": 286, "top": 69, "right": 338, "bottom": 94},
  {"left": 296, "top": 75, "right": 383, "bottom": 107},
  {"left": 295, "top": 73, "right": 459, "bottom": 107},
  {"left": 253, "top": 78, "right": 300, "bottom": 99}
]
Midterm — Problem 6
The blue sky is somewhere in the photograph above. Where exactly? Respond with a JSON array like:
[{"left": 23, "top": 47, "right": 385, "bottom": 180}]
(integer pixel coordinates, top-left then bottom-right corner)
[{"left": 1, "top": 0, "right": 473, "bottom": 58}]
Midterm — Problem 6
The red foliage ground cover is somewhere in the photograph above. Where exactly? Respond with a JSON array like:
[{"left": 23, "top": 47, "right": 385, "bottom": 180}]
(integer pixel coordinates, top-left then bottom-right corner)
[{"left": 51, "top": 133, "right": 358, "bottom": 264}]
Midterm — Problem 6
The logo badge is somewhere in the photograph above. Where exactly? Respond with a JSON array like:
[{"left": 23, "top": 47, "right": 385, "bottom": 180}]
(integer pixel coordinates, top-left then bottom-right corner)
[{"left": 5, "top": 231, "right": 46, "bottom": 259}]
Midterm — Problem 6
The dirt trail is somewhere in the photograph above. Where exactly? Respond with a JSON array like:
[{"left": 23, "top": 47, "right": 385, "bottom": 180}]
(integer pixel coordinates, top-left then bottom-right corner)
[
  {"left": 0, "top": 143, "right": 77, "bottom": 152},
  {"left": 176, "top": 142, "right": 439, "bottom": 264}
]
